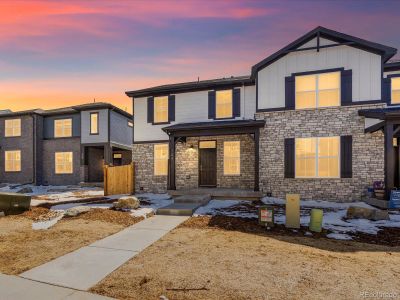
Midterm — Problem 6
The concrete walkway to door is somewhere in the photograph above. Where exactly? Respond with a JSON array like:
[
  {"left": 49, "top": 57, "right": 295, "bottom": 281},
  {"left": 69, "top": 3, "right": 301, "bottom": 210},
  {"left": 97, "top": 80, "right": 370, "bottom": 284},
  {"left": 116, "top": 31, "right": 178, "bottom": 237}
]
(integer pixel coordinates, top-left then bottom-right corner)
[{"left": 20, "top": 215, "right": 188, "bottom": 291}]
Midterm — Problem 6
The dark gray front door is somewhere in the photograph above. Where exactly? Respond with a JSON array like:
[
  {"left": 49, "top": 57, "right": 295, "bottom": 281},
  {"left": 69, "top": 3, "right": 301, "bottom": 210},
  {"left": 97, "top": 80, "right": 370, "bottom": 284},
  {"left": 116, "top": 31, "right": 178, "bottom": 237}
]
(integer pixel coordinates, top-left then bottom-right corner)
[{"left": 199, "top": 148, "right": 217, "bottom": 187}]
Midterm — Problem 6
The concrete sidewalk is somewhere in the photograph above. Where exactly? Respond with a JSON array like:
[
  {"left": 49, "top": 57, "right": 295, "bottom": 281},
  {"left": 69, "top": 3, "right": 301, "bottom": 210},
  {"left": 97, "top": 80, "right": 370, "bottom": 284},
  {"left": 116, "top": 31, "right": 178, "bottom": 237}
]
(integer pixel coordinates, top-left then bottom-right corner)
[
  {"left": 21, "top": 215, "right": 188, "bottom": 291},
  {"left": 0, "top": 274, "right": 113, "bottom": 300}
]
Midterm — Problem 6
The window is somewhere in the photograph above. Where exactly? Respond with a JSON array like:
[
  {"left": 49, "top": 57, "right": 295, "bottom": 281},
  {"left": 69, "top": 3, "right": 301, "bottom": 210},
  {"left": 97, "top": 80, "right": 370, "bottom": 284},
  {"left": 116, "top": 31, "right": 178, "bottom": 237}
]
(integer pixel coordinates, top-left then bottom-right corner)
[
  {"left": 224, "top": 141, "right": 240, "bottom": 175},
  {"left": 295, "top": 137, "right": 339, "bottom": 178},
  {"left": 90, "top": 113, "right": 99, "bottom": 135},
  {"left": 55, "top": 152, "right": 73, "bottom": 174},
  {"left": 54, "top": 119, "right": 72, "bottom": 138},
  {"left": 5, "top": 150, "right": 21, "bottom": 172},
  {"left": 199, "top": 141, "right": 216, "bottom": 149},
  {"left": 5, "top": 119, "right": 21, "bottom": 137},
  {"left": 154, "top": 144, "right": 168, "bottom": 175},
  {"left": 295, "top": 72, "right": 340, "bottom": 109},
  {"left": 128, "top": 121, "right": 133, "bottom": 127},
  {"left": 392, "top": 77, "right": 400, "bottom": 104},
  {"left": 154, "top": 96, "right": 168, "bottom": 123},
  {"left": 216, "top": 90, "right": 233, "bottom": 119}
]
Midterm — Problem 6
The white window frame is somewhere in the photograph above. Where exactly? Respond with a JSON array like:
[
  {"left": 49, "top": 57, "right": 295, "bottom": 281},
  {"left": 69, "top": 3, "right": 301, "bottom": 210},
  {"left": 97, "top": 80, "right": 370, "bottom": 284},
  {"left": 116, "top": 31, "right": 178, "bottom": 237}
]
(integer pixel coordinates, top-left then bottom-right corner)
[
  {"left": 54, "top": 119, "right": 72, "bottom": 138},
  {"left": 223, "top": 141, "right": 240, "bottom": 175},
  {"left": 55, "top": 152, "right": 73, "bottom": 174},
  {"left": 391, "top": 77, "right": 400, "bottom": 104},
  {"left": 154, "top": 96, "right": 169, "bottom": 124},
  {"left": 154, "top": 144, "right": 168, "bottom": 176},
  {"left": 5, "top": 150, "right": 21, "bottom": 172},
  {"left": 295, "top": 71, "right": 341, "bottom": 109},
  {"left": 5, "top": 119, "right": 21, "bottom": 137},
  {"left": 216, "top": 89, "right": 233, "bottom": 119},
  {"left": 295, "top": 137, "right": 340, "bottom": 179}
]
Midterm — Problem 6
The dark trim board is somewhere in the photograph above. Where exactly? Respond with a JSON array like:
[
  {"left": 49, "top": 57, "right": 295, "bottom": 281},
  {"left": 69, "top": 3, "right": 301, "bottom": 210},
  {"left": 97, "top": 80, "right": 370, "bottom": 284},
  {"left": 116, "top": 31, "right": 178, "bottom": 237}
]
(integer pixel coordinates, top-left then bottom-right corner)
[
  {"left": 384, "top": 62, "right": 400, "bottom": 72},
  {"left": 290, "top": 67, "right": 344, "bottom": 76}
]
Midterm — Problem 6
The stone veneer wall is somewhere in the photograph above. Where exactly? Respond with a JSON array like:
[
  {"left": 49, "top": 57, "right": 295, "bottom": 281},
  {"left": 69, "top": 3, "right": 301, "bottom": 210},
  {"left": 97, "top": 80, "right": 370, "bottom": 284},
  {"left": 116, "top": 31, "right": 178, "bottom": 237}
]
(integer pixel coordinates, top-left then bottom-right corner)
[
  {"left": 133, "top": 135, "right": 255, "bottom": 193},
  {"left": 133, "top": 143, "right": 169, "bottom": 193},
  {"left": 176, "top": 135, "right": 255, "bottom": 190},
  {"left": 256, "top": 104, "right": 385, "bottom": 202}
]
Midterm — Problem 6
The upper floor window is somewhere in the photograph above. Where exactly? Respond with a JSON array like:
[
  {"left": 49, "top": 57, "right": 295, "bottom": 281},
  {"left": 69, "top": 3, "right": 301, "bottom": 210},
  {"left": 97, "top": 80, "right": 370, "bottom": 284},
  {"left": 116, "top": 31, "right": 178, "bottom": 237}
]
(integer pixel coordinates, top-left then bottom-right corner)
[
  {"left": 295, "top": 71, "right": 340, "bottom": 109},
  {"left": 54, "top": 119, "right": 72, "bottom": 138},
  {"left": 392, "top": 77, "right": 400, "bottom": 104},
  {"left": 5, "top": 150, "right": 21, "bottom": 172},
  {"left": 216, "top": 90, "right": 233, "bottom": 119},
  {"left": 154, "top": 96, "right": 168, "bottom": 123},
  {"left": 5, "top": 119, "right": 21, "bottom": 137},
  {"left": 90, "top": 112, "right": 99, "bottom": 135},
  {"left": 224, "top": 141, "right": 240, "bottom": 175},
  {"left": 154, "top": 144, "right": 168, "bottom": 175},
  {"left": 128, "top": 121, "right": 133, "bottom": 128},
  {"left": 295, "top": 137, "right": 339, "bottom": 178}
]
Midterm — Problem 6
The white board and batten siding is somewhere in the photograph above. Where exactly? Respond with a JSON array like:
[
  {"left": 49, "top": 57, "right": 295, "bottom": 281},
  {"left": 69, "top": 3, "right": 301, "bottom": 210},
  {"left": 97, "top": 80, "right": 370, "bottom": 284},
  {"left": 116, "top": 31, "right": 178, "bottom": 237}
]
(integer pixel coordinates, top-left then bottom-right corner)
[
  {"left": 134, "top": 85, "right": 256, "bottom": 142},
  {"left": 257, "top": 37, "right": 382, "bottom": 110}
]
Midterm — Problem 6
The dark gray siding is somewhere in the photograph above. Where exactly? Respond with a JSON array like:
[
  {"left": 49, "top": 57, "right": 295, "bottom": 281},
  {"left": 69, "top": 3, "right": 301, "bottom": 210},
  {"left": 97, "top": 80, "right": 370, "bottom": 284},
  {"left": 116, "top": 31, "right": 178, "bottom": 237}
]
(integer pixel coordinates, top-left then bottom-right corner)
[
  {"left": 110, "top": 110, "right": 133, "bottom": 147},
  {"left": 0, "top": 115, "right": 35, "bottom": 184},
  {"left": 43, "top": 114, "right": 81, "bottom": 139},
  {"left": 42, "top": 137, "right": 82, "bottom": 185}
]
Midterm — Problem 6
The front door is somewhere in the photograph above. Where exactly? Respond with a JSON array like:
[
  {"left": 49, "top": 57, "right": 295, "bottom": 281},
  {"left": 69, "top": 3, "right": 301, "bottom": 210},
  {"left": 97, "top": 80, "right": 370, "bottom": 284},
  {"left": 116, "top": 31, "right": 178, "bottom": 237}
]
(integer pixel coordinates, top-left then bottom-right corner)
[{"left": 199, "top": 141, "right": 217, "bottom": 187}]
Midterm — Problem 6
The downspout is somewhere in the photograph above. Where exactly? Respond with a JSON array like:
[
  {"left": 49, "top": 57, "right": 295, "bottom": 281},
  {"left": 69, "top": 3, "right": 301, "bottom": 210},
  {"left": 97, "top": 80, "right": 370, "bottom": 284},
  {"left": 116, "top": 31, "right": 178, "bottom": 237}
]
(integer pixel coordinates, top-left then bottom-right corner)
[
  {"left": 31, "top": 114, "right": 37, "bottom": 185},
  {"left": 242, "top": 82, "right": 246, "bottom": 119}
]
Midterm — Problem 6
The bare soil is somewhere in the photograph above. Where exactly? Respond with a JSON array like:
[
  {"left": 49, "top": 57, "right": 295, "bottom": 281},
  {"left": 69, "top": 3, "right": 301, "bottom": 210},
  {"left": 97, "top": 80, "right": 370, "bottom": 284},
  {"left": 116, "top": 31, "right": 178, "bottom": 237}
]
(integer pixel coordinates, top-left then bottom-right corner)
[
  {"left": 92, "top": 216, "right": 400, "bottom": 300},
  {"left": 0, "top": 207, "right": 143, "bottom": 275}
]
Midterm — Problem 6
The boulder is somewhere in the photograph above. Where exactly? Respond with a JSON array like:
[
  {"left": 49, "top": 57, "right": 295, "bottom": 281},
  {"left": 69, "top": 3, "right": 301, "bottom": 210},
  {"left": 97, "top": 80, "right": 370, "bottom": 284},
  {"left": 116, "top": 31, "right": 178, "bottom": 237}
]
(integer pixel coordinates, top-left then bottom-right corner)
[
  {"left": 64, "top": 206, "right": 91, "bottom": 217},
  {"left": 346, "top": 206, "right": 389, "bottom": 221},
  {"left": 17, "top": 187, "right": 33, "bottom": 194},
  {"left": 114, "top": 196, "right": 140, "bottom": 210},
  {"left": 0, "top": 211, "right": 5, "bottom": 217}
]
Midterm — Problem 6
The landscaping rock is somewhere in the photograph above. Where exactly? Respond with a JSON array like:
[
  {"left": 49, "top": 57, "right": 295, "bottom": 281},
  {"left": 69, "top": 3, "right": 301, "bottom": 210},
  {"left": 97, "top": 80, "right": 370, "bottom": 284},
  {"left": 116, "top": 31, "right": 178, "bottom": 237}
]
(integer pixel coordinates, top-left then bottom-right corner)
[
  {"left": 114, "top": 196, "right": 140, "bottom": 210},
  {"left": 346, "top": 206, "right": 389, "bottom": 221},
  {"left": 0, "top": 211, "right": 5, "bottom": 217},
  {"left": 17, "top": 187, "right": 33, "bottom": 194},
  {"left": 64, "top": 206, "right": 91, "bottom": 217}
]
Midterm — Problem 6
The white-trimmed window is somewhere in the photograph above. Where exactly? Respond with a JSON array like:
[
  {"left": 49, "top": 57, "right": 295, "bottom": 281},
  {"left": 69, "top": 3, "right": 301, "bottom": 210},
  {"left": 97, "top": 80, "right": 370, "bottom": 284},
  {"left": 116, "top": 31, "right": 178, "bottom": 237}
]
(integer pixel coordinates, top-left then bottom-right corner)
[
  {"left": 90, "top": 112, "right": 99, "bottom": 135},
  {"left": 154, "top": 96, "right": 168, "bottom": 123},
  {"left": 224, "top": 141, "right": 240, "bottom": 175},
  {"left": 55, "top": 152, "right": 73, "bottom": 174},
  {"left": 392, "top": 77, "right": 400, "bottom": 104},
  {"left": 216, "top": 90, "right": 233, "bottom": 119},
  {"left": 295, "top": 71, "right": 340, "bottom": 109},
  {"left": 54, "top": 119, "right": 72, "bottom": 138},
  {"left": 5, "top": 150, "right": 21, "bottom": 172},
  {"left": 154, "top": 144, "right": 168, "bottom": 175},
  {"left": 5, "top": 119, "right": 21, "bottom": 137},
  {"left": 295, "top": 137, "right": 340, "bottom": 178}
]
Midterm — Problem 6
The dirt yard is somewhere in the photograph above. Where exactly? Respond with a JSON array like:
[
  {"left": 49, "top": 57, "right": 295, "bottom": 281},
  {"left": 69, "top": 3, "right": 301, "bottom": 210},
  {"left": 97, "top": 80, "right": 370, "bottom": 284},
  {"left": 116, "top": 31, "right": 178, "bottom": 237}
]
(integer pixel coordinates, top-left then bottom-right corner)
[
  {"left": 92, "top": 216, "right": 400, "bottom": 300},
  {"left": 0, "top": 208, "right": 144, "bottom": 275}
]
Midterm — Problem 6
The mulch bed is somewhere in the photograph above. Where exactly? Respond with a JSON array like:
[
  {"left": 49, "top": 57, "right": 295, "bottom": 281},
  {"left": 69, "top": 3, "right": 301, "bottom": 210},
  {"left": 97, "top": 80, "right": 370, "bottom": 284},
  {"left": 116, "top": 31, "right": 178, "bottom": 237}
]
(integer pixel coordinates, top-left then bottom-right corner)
[
  {"left": 75, "top": 209, "right": 144, "bottom": 226},
  {"left": 181, "top": 215, "right": 400, "bottom": 247}
]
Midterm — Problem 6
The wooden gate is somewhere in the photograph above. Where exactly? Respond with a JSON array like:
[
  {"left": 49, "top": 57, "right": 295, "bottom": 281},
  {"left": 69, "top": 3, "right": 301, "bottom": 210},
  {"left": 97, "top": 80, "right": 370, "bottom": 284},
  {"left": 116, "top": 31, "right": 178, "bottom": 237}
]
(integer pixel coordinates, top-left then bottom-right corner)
[{"left": 103, "top": 162, "right": 135, "bottom": 196}]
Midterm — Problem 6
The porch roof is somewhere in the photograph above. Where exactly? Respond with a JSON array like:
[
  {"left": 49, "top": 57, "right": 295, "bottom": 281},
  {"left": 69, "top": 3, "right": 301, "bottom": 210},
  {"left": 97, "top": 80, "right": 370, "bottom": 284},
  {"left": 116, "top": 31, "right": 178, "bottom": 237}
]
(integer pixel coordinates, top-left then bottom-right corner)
[
  {"left": 358, "top": 106, "right": 400, "bottom": 120},
  {"left": 162, "top": 119, "right": 265, "bottom": 137}
]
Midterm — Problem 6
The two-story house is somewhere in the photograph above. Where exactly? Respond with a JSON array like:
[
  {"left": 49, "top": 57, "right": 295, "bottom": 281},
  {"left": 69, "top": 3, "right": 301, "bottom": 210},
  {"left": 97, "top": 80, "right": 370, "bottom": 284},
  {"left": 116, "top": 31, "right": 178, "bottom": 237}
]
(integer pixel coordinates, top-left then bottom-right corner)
[
  {"left": 126, "top": 26, "right": 400, "bottom": 202},
  {"left": 0, "top": 102, "right": 133, "bottom": 185}
]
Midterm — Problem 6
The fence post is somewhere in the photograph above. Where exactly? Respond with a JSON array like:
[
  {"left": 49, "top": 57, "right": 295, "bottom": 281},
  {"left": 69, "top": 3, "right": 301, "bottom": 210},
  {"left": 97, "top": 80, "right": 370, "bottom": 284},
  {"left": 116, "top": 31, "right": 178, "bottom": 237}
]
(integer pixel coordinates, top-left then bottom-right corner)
[
  {"left": 131, "top": 162, "right": 135, "bottom": 195},
  {"left": 103, "top": 165, "right": 108, "bottom": 196}
]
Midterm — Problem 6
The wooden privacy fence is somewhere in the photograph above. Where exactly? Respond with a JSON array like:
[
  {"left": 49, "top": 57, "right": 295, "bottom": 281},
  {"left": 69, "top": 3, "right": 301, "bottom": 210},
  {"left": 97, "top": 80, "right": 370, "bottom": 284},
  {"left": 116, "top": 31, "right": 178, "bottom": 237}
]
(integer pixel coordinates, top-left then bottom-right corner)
[{"left": 104, "top": 162, "right": 135, "bottom": 196}]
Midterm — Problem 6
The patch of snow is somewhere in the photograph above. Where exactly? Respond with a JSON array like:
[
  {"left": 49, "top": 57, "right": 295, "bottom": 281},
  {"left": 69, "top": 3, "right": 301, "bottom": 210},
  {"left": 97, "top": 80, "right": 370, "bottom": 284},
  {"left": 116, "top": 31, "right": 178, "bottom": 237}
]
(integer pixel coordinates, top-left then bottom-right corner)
[
  {"left": 327, "top": 233, "right": 353, "bottom": 240},
  {"left": 136, "top": 193, "right": 173, "bottom": 210},
  {"left": 193, "top": 200, "right": 258, "bottom": 218},
  {"left": 32, "top": 212, "right": 64, "bottom": 230},
  {"left": 130, "top": 207, "right": 154, "bottom": 218}
]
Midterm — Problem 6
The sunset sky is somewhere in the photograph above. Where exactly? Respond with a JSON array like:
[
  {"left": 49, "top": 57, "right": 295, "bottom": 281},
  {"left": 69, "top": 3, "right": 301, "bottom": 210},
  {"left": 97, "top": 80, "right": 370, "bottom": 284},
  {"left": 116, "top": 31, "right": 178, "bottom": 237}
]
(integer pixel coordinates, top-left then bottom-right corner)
[{"left": 1, "top": 0, "right": 399, "bottom": 114}]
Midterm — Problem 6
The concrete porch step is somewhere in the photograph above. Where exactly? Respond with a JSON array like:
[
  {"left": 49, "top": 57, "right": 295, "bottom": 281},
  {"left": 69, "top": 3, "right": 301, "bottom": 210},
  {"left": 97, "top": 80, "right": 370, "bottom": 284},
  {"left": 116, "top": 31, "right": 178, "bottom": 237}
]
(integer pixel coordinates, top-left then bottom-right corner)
[
  {"left": 157, "top": 203, "right": 203, "bottom": 216},
  {"left": 173, "top": 194, "right": 211, "bottom": 204},
  {"left": 168, "top": 188, "right": 263, "bottom": 201}
]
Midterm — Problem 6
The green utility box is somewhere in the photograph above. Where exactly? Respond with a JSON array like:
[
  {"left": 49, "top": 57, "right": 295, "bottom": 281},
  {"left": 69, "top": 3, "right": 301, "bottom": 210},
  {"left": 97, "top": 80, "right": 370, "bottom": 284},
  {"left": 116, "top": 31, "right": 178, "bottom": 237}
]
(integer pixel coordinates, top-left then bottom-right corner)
[
  {"left": 259, "top": 206, "right": 274, "bottom": 227},
  {"left": 309, "top": 209, "right": 323, "bottom": 233},
  {"left": 0, "top": 192, "right": 31, "bottom": 215}
]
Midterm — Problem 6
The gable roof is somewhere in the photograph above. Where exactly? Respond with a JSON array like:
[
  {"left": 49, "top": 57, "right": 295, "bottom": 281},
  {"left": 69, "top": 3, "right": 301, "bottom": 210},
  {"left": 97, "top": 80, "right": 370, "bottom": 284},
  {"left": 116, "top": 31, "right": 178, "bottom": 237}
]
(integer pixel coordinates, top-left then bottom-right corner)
[
  {"left": 125, "top": 76, "right": 254, "bottom": 98},
  {"left": 251, "top": 26, "right": 397, "bottom": 77},
  {"left": 0, "top": 102, "right": 132, "bottom": 119}
]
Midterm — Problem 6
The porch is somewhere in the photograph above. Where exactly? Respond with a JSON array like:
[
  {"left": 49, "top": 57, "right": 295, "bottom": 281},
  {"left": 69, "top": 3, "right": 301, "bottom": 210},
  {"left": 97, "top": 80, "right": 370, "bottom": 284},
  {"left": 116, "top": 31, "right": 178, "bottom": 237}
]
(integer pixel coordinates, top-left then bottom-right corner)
[
  {"left": 162, "top": 119, "right": 265, "bottom": 193},
  {"left": 359, "top": 107, "right": 400, "bottom": 204}
]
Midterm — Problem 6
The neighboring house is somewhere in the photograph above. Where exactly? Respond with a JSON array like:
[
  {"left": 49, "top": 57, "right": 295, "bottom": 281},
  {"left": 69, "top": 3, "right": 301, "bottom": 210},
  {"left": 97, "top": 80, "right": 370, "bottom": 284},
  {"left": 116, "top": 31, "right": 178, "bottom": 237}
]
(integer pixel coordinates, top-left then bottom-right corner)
[
  {"left": 0, "top": 102, "right": 133, "bottom": 185},
  {"left": 126, "top": 26, "right": 400, "bottom": 202}
]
